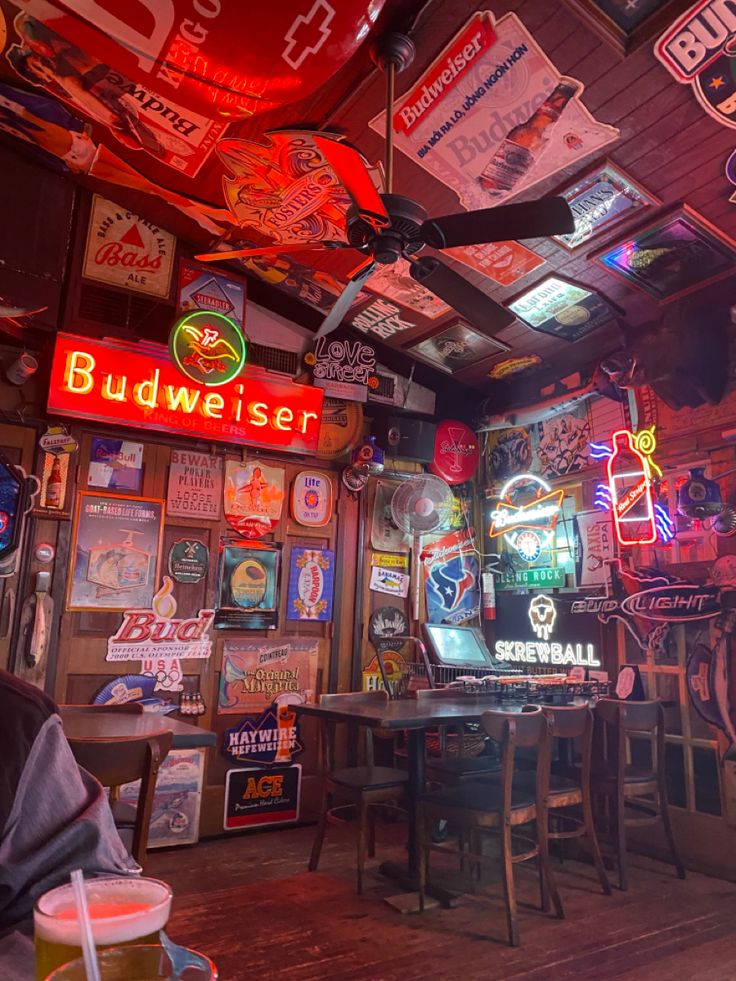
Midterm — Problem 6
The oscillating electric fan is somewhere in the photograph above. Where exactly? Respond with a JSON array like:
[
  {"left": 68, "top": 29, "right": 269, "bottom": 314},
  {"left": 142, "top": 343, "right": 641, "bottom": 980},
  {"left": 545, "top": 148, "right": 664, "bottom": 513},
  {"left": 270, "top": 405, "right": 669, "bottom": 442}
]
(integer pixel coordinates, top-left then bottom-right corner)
[{"left": 391, "top": 474, "right": 453, "bottom": 621}]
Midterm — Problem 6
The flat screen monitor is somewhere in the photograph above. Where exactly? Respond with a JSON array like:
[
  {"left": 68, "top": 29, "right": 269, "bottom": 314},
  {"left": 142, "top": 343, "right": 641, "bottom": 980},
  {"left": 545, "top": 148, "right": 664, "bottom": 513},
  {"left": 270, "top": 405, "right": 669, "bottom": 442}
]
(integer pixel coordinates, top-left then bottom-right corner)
[{"left": 422, "top": 624, "right": 496, "bottom": 670}]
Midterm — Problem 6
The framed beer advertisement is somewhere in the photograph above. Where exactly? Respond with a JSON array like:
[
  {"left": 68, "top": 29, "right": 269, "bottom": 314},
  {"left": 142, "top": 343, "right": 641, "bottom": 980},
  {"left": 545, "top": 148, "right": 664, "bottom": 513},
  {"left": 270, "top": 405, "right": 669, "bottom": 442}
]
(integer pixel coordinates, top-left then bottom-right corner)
[
  {"left": 215, "top": 541, "right": 281, "bottom": 630},
  {"left": 552, "top": 161, "right": 660, "bottom": 251},
  {"left": 405, "top": 321, "right": 509, "bottom": 375},
  {"left": 560, "top": 0, "right": 694, "bottom": 56},
  {"left": 507, "top": 276, "right": 621, "bottom": 342},
  {"left": 67, "top": 493, "right": 164, "bottom": 612},
  {"left": 593, "top": 205, "right": 736, "bottom": 303}
]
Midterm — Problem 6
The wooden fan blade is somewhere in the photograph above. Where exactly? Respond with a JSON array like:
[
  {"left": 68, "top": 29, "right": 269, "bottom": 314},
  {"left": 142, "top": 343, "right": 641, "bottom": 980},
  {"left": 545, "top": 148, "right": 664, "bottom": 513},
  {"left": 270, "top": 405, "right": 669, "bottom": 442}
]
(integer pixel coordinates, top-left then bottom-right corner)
[{"left": 195, "top": 242, "right": 350, "bottom": 262}]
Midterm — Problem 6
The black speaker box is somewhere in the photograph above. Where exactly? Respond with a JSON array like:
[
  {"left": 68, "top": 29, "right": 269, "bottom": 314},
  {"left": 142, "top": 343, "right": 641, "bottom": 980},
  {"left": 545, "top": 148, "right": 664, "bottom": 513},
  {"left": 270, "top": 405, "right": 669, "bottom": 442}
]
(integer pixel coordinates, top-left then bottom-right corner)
[{"left": 372, "top": 416, "right": 436, "bottom": 462}]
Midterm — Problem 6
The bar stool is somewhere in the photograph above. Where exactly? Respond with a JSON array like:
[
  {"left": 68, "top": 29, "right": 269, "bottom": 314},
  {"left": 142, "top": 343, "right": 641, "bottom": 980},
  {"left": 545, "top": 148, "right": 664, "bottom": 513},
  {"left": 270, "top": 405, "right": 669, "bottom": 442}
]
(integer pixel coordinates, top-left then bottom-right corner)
[
  {"left": 593, "top": 698, "right": 685, "bottom": 890},
  {"left": 523, "top": 704, "right": 611, "bottom": 898},
  {"left": 417, "top": 707, "right": 563, "bottom": 947},
  {"left": 308, "top": 690, "right": 408, "bottom": 894}
]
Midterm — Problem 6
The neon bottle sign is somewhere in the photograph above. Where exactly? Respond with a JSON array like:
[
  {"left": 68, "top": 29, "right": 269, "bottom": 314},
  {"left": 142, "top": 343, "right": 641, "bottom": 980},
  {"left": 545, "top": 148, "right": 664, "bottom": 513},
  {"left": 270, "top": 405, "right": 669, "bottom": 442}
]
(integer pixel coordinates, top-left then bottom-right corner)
[{"left": 591, "top": 427, "right": 674, "bottom": 546}]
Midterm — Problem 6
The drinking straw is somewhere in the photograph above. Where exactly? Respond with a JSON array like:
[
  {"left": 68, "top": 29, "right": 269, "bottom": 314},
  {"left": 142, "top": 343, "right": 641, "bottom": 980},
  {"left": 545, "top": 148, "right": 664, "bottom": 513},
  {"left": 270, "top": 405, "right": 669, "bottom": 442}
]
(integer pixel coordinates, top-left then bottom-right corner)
[{"left": 70, "top": 869, "right": 101, "bottom": 981}]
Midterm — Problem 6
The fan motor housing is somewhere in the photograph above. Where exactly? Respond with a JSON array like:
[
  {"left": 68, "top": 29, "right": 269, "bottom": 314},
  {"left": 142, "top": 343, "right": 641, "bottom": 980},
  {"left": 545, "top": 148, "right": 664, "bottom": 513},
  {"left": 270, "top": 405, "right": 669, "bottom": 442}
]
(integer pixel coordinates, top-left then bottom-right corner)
[{"left": 347, "top": 193, "right": 427, "bottom": 262}]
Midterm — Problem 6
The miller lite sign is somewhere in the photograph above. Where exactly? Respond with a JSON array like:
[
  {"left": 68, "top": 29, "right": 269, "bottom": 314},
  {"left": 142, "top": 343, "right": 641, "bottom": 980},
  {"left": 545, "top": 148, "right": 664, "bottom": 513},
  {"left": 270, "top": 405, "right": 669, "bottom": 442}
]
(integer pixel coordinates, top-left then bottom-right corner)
[
  {"left": 83, "top": 195, "right": 175, "bottom": 298},
  {"left": 655, "top": 1, "right": 736, "bottom": 129}
]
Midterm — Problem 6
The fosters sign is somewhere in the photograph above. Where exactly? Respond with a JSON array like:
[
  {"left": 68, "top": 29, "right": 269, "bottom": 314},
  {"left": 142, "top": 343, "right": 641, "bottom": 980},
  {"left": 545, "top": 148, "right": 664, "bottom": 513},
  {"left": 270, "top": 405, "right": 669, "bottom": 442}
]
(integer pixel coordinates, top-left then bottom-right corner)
[{"left": 48, "top": 333, "right": 323, "bottom": 454}]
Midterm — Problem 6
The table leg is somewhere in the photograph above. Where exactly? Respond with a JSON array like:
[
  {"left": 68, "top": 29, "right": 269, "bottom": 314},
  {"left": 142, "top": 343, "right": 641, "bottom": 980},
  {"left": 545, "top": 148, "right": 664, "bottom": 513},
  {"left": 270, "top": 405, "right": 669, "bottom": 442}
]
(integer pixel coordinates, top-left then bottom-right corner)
[{"left": 379, "top": 727, "right": 458, "bottom": 908}]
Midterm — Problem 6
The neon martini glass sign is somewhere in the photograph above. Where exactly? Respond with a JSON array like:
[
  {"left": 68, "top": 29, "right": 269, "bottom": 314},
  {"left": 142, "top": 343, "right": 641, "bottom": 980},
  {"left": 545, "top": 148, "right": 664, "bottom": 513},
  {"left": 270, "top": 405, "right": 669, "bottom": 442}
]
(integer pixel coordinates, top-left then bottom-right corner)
[
  {"left": 169, "top": 310, "right": 247, "bottom": 387},
  {"left": 489, "top": 473, "right": 564, "bottom": 563}
]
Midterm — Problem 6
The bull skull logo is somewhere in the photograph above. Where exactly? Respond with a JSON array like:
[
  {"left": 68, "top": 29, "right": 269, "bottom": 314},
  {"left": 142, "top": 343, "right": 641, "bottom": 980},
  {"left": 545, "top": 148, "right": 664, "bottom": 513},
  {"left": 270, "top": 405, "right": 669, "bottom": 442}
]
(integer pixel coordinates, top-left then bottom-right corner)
[{"left": 529, "top": 595, "right": 556, "bottom": 641}]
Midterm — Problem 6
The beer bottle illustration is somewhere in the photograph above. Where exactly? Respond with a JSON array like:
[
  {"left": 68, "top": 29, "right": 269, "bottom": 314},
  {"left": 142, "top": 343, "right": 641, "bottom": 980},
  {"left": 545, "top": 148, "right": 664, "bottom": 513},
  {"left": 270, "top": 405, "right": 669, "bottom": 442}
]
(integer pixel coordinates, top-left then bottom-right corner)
[
  {"left": 607, "top": 430, "right": 657, "bottom": 546},
  {"left": 478, "top": 79, "right": 580, "bottom": 196}
]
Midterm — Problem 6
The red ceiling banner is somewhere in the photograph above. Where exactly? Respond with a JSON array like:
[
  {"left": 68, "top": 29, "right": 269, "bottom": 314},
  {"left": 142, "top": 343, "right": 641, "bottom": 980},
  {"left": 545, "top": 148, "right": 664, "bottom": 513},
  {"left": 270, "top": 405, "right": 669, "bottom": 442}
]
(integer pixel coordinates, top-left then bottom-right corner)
[{"left": 48, "top": 332, "right": 324, "bottom": 454}]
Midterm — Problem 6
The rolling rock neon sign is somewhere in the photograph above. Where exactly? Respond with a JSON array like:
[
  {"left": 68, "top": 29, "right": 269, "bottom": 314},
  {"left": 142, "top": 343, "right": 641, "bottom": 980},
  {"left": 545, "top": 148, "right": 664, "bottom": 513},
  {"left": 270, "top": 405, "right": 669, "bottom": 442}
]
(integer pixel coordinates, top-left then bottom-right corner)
[{"left": 489, "top": 473, "right": 564, "bottom": 563}]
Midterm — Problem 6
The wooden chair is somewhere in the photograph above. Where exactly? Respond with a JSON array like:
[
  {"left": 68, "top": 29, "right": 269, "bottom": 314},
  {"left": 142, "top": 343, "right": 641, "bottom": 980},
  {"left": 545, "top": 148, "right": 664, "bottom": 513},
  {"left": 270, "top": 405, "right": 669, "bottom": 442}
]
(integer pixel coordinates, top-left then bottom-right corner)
[
  {"left": 592, "top": 698, "right": 685, "bottom": 890},
  {"left": 416, "top": 688, "right": 500, "bottom": 784},
  {"left": 68, "top": 730, "right": 173, "bottom": 867},
  {"left": 523, "top": 704, "right": 611, "bottom": 898},
  {"left": 417, "top": 707, "right": 563, "bottom": 947},
  {"left": 308, "top": 691, "right": 408, "bottom": 894}
]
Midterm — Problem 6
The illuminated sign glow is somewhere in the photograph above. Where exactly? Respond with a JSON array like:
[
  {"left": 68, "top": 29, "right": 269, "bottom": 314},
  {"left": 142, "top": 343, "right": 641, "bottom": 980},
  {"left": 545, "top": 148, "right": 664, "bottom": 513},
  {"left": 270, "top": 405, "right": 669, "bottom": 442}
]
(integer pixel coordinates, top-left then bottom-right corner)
[
  {"left": 48, "top": 333, "right": 323, "bottom": 455},
  {"left": 169, "top": 310, "right": 247, "bottom": 387},
  {"left": 489, "top": 473, "right": 564, "bottom": 562},
  {"left": 590, "top": 428, "right": 673, "bottom": 546},
  {"left": 495, "top": 593, "right": 601, "bottom": 667}
]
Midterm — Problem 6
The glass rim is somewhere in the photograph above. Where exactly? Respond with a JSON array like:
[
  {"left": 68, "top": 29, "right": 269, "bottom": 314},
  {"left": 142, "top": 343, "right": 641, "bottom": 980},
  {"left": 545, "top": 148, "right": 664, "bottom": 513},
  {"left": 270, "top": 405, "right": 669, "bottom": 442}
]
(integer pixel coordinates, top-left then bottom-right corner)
[
  {"left": 49, "top": 943, "right": 218, "bottom": 979},
  {"left": 34, "top": 876, "right": 172, "bottom": 925}
]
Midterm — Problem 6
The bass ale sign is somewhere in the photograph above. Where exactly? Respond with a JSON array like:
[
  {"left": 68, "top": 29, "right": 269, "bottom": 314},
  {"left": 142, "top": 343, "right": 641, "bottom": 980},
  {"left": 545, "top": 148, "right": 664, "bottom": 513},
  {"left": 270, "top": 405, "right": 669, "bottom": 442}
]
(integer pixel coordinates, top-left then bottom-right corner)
[{"left": 48, "top": 333, "right": 324, "bottom": 454}]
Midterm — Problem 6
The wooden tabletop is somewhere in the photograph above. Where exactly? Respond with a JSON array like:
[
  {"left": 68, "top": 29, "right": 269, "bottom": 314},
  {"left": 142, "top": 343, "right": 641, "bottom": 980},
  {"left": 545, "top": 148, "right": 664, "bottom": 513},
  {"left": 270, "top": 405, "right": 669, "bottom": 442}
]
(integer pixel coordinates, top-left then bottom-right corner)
[
  {"left": 60, "top": 707, "right": 217, "bottom": 749},
  {"left": 295, "top": 696, "right": 538, "bottom": 731}
]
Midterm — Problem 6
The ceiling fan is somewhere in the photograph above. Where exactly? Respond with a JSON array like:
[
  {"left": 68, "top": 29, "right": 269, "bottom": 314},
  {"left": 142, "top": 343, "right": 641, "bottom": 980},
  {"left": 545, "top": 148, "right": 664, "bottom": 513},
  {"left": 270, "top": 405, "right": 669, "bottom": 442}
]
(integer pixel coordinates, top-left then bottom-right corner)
[{"left": 196, "top": 33, "right": 575, "bottom": 341}]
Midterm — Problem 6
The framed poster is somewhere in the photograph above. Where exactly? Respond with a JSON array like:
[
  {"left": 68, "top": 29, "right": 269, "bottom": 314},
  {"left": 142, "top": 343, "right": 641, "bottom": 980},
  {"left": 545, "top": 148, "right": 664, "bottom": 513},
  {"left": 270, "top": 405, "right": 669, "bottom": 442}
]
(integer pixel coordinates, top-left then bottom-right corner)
[
  {"left": 445, "top": 241, "right": 544, "bottom": 288},
  {"left": 88, "top": 438, "right": 143, "bottom": 492},
  {"left": 594, "top": 205, "right": 736, "bottom": 303},
  {"left": 67, "top": 493, "right": 164, "bottom": 611},
  {"left": 82, "top": 195, "right": 175, "bottom": 298},
  {"left": 562, "top": 0, "right": 694, "bottom": 56},
  {"left": 177, "top": 259, "right": 246, "bottom": 326},
  {"left": 120, "top": 748, "right": 205, "bottom": 848},
  {"left": 365, "top": 259, "right": 450, "bottom": 320},
  {"left": 286, "top": 548, "right": 335, "bottom": 622},
  {"left": 406, "top": 321, "right": 509, "bottom": 374},
  {"left": 215, "top": 541, "right": 280, "bottom": 630},
  {"left": 507, "top": 276, "right": 621, "bottom": 342},
  {"left": 552, "top": 161, "right": 660, "bottom": 251}
]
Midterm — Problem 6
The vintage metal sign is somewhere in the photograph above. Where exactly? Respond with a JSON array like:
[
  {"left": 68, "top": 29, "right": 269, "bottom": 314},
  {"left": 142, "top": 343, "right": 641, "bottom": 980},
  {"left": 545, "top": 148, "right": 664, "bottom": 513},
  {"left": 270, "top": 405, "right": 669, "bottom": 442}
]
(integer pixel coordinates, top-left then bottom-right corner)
[
  {"left": 218, "top": 641, "right": 319, "bottom": 716},
  {"left": 177, "top": 260, "right": 246, "bottom": 327},
  {"left": 167, "top": 451, "right": 222, "bottom": 520},
  {"left": 286, "top": 547, "right": 335, "bottom": 621},
  {"left": 82, "top": 195, "right": 175, "bottom": 298},
  {"left": 224, "top": 764, "right": 301, "bottom": 831},
  {"left": 445, "top": 240, "right": 544, "bottom": 288},
  {"left": 106, "top": 577, "right": 213, "bottom": 692},
  {"left": 371, "top": 11, "right": 619, "bottom": 210},
  {"left": 430, "top": 419, "right": 480, "bottom": 485},
  {"left": 48, "top": 333, "right": 323, "bottom": 455},
  {"left": 351, "top": 298, "right": 415, "bottom": 340},
  {"left": 655, "top": 0, "right": 736, "bottom": 128},
  {"left": 223, "top": 703, "right": 303, "bottom": 766},
  {"left": 495, "top": 567, "right": 566, "bottom": 590},
  {"left": 290, "top": 471, "right": 332, "bottom": 528},
  {"left": 223, "top": 461, "right": 284, "bottom": 539},
  {"left": 168, "top": 539, "right": 208, "bottom": 584},
  {"left": 310, "top": 335, "right": 377, "bottom": 403}
]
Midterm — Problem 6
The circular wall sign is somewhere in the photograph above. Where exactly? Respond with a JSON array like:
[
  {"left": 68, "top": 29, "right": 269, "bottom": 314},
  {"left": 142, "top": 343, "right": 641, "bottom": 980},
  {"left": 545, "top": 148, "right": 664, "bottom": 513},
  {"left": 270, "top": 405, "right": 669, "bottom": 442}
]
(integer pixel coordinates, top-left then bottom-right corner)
[
  {"left": 430, "top": 420, "right": 480, "bottom": 485},
  {"left": 169, "top": 310, "right": 246, "bottom": 386}
]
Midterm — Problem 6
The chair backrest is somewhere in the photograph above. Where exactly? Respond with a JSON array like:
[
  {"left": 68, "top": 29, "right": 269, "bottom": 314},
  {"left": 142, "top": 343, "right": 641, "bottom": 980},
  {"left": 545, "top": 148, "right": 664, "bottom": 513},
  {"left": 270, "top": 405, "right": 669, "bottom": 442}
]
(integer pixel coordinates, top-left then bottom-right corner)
[
  {"left": 594, "top": 698, "right": 664, "bottom": 780},
  {"left": 538, "top": 703, "right": 592, "bottom": 740},
  {"left": 414, "top": 687, "right": 463, "bottom": 700},
  {"left": 481, "top": 707, "right": 553, "bottom": 811},
  {"left": 60, "top": 703, "right": 145, "bottom": 714},
  {"left": 68, "top": 730, "right": 173, "bottom": 866},
  {"left": 316, "top": 690, "right": 388, "bottom": 770}
]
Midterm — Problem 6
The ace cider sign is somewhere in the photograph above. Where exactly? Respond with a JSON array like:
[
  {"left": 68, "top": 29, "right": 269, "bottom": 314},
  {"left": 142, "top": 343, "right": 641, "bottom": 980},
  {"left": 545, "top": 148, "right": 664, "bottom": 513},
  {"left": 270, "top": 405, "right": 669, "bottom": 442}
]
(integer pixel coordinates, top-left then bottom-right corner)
[{"left": 48, "top": 333, "right": 323, "bottom": 454}]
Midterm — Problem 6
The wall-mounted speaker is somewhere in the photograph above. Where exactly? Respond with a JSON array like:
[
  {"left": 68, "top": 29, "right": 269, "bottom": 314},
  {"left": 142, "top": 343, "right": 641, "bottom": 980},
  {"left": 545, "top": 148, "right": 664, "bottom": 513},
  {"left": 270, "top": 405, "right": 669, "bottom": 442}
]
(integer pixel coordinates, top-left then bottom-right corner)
[{"left": 372, "top": 416, "right": 436, "bottom": 462}]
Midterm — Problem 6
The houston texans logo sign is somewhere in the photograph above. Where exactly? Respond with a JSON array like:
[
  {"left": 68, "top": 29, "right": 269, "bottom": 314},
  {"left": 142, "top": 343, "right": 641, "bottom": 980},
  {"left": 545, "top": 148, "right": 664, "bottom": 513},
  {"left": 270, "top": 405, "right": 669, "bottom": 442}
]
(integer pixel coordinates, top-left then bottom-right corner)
[{"left": 428, "top": 556, "right": 475, "bottom": 612}]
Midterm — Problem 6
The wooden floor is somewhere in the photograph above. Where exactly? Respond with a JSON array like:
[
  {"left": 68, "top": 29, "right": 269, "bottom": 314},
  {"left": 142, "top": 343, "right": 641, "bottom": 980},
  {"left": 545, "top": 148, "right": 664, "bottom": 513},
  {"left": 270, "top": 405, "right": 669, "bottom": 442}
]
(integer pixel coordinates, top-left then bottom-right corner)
[{"left": 148, "top": 822, "right": 736, "bottom": 981}]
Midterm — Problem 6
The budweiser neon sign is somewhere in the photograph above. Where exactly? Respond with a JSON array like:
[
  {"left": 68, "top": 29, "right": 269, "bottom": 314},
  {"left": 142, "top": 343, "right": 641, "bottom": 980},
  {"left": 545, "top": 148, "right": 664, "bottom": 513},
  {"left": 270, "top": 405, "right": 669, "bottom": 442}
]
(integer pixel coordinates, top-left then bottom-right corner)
[
  {"left": 489, "top": 473, "right": 564, "bottom": 563},
  {"left": 48, "top": 333, "right": 323, "bottom": 455}
]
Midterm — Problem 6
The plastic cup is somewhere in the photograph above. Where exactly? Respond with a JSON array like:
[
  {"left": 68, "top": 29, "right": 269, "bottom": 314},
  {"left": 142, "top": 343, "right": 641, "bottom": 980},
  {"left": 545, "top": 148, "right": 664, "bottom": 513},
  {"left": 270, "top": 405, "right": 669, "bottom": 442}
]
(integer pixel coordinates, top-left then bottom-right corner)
[
  {"left": 34, "top": 878, "right": 172, "bottom": 981},
  {"left": 44, "top": 944, "right": 217, "bottom": 980}
]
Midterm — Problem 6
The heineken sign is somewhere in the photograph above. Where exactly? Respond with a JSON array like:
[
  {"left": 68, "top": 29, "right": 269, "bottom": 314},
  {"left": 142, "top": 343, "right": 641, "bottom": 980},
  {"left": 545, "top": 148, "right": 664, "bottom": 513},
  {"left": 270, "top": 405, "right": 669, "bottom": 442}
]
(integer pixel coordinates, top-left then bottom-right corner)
[{"left": 496, "top": 567, "right": 566, "bottom": 590}]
